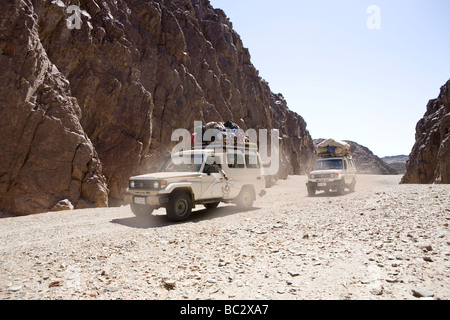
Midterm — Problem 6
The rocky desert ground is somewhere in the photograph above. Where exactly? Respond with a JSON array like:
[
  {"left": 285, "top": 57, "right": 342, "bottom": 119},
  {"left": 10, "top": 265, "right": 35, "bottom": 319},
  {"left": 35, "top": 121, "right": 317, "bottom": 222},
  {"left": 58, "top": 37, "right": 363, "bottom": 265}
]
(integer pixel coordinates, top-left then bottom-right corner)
[{"left": 0, "top": 175, "right": 449, "bottom": 300}]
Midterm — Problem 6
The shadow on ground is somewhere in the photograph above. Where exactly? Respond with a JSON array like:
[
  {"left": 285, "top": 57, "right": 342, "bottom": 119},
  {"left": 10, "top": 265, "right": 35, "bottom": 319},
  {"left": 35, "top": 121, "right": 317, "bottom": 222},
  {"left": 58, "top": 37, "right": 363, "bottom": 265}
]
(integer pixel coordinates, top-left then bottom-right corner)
[
  {"left": 111, "top": 205, "right": 259, "bottom": 229},
  {"left": 309, "top": 190, "right": 355, "bottom": 198}
]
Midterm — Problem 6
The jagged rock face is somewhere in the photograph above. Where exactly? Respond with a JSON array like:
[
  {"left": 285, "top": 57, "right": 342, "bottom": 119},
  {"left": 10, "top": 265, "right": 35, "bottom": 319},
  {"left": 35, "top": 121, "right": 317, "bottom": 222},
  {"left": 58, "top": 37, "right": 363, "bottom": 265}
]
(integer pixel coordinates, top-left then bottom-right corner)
[
  {"left": 402, "top": 80, "right": 450, "bottom": 184},
  {"left": 272, "top": 94, "right": 315, "bottom": 178},
  {"left": 0, "top": 0, "right": 314, "bottom": 214},
  {"left": 0, "top": 0, "right": 108, "bottom": 215}
]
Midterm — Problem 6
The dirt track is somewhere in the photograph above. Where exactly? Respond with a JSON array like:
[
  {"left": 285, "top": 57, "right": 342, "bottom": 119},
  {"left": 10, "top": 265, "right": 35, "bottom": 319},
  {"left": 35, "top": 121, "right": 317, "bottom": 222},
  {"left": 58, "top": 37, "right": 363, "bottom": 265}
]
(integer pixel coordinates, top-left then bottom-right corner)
[{"left": 0, "top": 175, "right": 449, "bottom": 300}]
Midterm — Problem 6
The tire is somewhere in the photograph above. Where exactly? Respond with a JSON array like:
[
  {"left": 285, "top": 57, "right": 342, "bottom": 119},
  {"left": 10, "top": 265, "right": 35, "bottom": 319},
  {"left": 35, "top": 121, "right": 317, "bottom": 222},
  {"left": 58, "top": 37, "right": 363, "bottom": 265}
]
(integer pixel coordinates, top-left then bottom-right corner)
[
  {"left": 349, "top": 179, "right": 356, "bottom": 192},
  {"left": 204, "top": 202, "right": 220, "bottom": 210},
  {"left": 130, "top": 203, "right": 154, "bottom": 217},
  {"left": 307, "top": 186, "right": 316, "bottom": 196},
  {"left": 236, "top": 187, "right": 254, "bottom": 210},
  {"left": 336, "top": 180, "right": 345, "bottom": 195},
  {"left": 166, "top": 191, "right": 193, "bottom": 222}
]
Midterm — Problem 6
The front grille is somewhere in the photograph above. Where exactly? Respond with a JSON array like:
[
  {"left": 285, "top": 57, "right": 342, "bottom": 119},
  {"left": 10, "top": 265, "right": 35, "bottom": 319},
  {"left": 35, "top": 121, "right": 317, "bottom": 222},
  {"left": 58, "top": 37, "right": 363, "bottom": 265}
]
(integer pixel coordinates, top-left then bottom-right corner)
[
  {"left": 130, "top": 180, "right": 156, "bottom": 190},
  {"left": 312, "top": 174, "right": 334, "bottom": 179}
]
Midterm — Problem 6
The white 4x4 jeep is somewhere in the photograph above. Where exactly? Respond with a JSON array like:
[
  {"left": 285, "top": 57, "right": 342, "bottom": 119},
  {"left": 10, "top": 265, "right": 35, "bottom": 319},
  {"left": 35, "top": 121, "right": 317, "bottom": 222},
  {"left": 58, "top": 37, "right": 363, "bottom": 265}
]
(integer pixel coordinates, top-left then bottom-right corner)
[
  {"left": 306, "top": 157, "right": 357, "bottom": 196},
  {"left": 124, "top": 146, "right": 266, "bottom": 222}
]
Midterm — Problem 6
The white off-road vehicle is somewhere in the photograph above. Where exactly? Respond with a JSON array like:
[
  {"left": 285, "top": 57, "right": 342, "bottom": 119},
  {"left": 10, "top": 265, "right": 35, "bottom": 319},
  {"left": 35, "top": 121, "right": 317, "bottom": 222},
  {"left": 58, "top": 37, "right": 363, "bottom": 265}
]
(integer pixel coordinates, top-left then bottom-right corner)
[
  {"left": 306, "top": 156, "right": 357, "bottom": 196},
  {"left": 124, "top": 146, "right": 266, "bottom": 222},
  {"left": 306, "top": 139, "right": 357, "bottom": 196}
]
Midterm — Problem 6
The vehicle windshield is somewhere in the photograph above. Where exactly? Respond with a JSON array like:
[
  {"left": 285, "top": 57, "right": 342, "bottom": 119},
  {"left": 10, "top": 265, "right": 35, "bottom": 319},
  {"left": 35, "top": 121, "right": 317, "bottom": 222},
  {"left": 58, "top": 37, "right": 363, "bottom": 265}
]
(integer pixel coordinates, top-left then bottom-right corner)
[
  {"left": 314, "top": 159, "right": 343, "bottom": 170},
  {"left": 163, "top": 154, "right": 204, "bottom": 173}
]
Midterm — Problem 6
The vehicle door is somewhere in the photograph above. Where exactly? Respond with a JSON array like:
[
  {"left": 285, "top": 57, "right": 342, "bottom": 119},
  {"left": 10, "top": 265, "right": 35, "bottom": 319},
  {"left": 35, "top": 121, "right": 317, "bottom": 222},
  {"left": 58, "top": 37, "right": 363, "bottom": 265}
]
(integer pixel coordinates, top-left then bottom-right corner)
[
  {"left": 201, "top": 155, "right": 229, "bottom": 200},
  {"left": 244, "top": 151, "right": 265, "bottom": 194},
  {"left": 221, "top": 151, "right": 247, "bottom": 199}
]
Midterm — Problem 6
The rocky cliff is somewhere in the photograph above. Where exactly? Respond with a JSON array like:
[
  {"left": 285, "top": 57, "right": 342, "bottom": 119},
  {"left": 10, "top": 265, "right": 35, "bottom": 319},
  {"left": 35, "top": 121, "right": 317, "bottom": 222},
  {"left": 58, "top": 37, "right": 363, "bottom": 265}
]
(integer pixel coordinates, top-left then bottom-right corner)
[
  {"left": 0, "top": 0, "right": 109, "bottom": 215},
  {"left": 401, "top": 79, "right": 450, "bottom": 184},
  {"left": 0, "top": 0, "right": 314, "bottom": 215}
]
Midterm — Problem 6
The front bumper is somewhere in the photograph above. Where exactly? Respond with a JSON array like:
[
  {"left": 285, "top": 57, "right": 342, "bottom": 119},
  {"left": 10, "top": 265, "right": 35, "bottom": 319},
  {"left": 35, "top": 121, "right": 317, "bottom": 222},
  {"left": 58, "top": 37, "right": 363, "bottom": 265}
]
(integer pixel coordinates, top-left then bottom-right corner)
[
  {"left": 306, "top": 179, "right": 343, "bottom": 190},
  {"left": 124, "top": 194, "right": 169, "bottom": 207}
]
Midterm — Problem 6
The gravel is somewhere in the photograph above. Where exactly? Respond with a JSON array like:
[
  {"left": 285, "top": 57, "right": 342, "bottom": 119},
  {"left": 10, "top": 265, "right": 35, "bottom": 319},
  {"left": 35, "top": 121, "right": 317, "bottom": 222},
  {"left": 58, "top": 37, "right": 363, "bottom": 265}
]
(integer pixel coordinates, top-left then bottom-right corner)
[{"left": 0, "top": 175, "right": 449, "bottom": 300}]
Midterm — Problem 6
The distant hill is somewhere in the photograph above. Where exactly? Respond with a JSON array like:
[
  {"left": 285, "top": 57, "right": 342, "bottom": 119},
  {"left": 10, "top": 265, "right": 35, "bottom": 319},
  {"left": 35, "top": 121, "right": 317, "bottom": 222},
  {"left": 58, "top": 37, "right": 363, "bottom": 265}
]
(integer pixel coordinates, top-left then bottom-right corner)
[
  {"left": 313, "top": 139, "right": 399, "bottom": 175},
  {"left": 381, "top": 155, "right": 408, "bottom": 174}
]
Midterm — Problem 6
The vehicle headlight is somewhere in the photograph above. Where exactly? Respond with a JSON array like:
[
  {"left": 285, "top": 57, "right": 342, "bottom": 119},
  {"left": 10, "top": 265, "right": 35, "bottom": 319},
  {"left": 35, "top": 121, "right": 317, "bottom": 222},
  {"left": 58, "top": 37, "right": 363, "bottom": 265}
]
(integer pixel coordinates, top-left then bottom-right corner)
[
  {"left": 310, "top": 174, "right": 315, "bottom": 179},
  {"left": 130, "top": 180, "right": 135, "bottom": 188},
  {"left": 152, "top": 181, "right": 167, "bottom": 189}
]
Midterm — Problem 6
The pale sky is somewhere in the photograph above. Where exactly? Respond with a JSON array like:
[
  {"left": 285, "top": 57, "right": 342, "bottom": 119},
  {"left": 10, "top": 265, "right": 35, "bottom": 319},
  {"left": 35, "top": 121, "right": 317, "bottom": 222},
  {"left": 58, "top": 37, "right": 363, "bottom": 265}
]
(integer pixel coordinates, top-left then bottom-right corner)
[{"left": 209, "top": 0, "right": 450, "bottom": 157}]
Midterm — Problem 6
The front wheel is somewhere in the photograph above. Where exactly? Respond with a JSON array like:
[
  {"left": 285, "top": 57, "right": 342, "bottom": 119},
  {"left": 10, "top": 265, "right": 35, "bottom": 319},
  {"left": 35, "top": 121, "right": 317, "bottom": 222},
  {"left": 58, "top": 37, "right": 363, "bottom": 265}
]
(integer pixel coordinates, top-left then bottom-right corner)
[
  {"left": 204, "top": 202, "right": 220, "bottom": 210},
  {"left": 349, "top": 179, "right": 356, "bottom": 192},
  {"left": 166, "top": 191, "right": 193, "bottom": 222},
  {"left": 130, "top": 203, "right": 154, "bottom": 217},
  {"left": 336, "top": 180, "right": 345, "bottom": 195},
  {"left": 307, "top": 186, "right": 316, "bottom": 196}
]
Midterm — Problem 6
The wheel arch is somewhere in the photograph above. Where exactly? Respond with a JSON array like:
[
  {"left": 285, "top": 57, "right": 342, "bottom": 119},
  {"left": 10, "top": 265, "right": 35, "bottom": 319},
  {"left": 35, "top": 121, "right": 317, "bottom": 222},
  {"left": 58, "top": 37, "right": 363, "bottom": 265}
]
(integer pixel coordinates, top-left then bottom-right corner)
[{"left": 170, "top": 187, "right": 195, "bottom": 203}]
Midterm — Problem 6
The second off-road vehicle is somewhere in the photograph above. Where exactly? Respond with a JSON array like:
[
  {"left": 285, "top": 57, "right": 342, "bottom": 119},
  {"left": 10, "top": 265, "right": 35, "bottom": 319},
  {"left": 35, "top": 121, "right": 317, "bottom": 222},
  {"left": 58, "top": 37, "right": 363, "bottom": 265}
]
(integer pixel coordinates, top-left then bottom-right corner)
[
  {"left": 306, "top": 156, "right": 357, "bottom": 196},
  {"left": 306, "top": 139, "right": 357, "bottom": 196}
]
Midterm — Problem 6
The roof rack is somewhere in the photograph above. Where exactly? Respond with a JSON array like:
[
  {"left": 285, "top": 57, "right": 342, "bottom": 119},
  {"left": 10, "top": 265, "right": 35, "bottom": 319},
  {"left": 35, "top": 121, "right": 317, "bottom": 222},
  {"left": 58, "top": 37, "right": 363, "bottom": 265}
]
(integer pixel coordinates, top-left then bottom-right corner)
[
  {"left": 192, "top": 141, "right": 258, "bottom": 151},
  {"left": 318, "top": 152, "right": 352, "bottom": 159}
]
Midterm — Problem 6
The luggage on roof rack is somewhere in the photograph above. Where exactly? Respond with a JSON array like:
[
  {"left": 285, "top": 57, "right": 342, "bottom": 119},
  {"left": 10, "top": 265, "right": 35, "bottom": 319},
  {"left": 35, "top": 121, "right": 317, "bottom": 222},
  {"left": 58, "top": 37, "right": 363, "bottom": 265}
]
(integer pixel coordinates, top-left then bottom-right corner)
[
  {"left": 316, "top": 139, "right": 351, "bottom": 158},
  {"left": 191, "top": 120, "right": 252, "bottom": 148},
  {"left": 194, "top": 140, "right": 258, "bottom": 151}
]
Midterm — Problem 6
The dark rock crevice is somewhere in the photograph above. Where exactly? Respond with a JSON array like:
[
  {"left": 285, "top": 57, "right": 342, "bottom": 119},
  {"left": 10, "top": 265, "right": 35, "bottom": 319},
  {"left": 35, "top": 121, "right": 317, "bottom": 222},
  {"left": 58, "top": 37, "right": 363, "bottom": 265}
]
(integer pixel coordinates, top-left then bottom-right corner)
[{"left": 402, "top": 79, "right": 450, "bottom": 184}]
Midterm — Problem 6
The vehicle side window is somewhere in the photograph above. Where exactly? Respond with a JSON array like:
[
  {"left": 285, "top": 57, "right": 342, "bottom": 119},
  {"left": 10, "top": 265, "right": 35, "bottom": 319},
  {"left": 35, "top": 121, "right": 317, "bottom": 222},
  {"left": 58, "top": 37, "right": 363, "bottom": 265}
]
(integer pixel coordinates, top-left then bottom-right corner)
[
  {"left": 204, "top": 157, "right": 222, "bottom": 174},
  {"left": 227, "top": 153, "right": 245, "bottom": 169},
  {"left": 245, "top": 153, "right": 260, "bottom": 169}
]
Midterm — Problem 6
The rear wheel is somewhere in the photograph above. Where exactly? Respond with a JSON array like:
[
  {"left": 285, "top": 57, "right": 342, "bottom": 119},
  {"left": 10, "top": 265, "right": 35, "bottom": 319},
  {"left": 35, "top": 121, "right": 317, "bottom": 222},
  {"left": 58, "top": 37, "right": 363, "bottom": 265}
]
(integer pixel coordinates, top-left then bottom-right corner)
[
  {"left": 236, "top": 187, "right": 254, "bottom": 210},
  {"left": 166, "top": 191, "right": 192, "bottom": 222}
]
